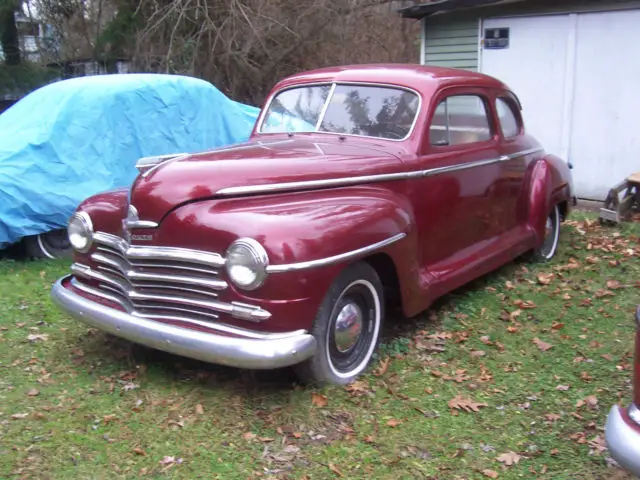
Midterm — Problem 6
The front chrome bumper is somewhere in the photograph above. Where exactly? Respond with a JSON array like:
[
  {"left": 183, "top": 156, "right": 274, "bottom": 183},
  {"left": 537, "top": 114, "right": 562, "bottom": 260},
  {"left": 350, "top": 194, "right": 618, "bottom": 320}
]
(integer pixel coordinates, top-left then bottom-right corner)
[
  {"left": 605, "top": 405, "right": 640, "bottom": 477},
  {"left": 50, "top": 276, "right": 317, "bottom": 370}
]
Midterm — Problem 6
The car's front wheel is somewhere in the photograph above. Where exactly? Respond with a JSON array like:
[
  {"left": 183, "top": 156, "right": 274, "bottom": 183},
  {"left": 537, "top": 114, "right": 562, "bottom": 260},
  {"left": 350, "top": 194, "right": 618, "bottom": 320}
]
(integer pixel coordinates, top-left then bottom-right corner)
[{"left": 294, "top": 261, "right": 384, "bottom": 385}]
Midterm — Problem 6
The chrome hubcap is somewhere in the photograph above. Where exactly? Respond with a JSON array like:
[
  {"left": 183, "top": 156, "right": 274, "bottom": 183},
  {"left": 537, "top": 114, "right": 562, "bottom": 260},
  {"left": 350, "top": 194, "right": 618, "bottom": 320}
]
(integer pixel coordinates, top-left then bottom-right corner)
[
  {"left": 334, "top": 302, "right": 364, "bottom": 353},
  {"left": 545, "top": 217, "right": 553, "bottom": 239}
]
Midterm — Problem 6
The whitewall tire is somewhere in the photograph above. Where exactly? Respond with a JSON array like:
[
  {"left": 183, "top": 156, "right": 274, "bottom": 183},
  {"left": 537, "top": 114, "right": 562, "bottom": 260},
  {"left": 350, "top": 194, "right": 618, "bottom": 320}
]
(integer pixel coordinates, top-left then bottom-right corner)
[{"left": 294, "top": 262, "right": 384, "bottom": 385}]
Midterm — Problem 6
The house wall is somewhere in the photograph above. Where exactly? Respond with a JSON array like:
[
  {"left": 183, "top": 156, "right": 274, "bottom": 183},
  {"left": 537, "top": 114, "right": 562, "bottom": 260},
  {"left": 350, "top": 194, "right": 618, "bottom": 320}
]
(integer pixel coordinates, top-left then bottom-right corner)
[
  {"left": 423, "top": 18, "right": 479, "bottom": 70},
  {"left": 419, "top": 0, "right": 640, "bottom": 201},
  {"left": 422, "top": 0, "right": 640, "bottom": 68}
]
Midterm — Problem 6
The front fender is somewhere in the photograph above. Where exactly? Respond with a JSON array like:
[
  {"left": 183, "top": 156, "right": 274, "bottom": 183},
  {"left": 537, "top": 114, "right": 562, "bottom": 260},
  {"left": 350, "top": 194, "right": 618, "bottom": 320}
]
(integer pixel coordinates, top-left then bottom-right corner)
[
  {"left": 156, "top": 186, "right": 416, "bottom": 328},
  {"left": 526, "top": 155, "right": 572, "bottom": 246}
]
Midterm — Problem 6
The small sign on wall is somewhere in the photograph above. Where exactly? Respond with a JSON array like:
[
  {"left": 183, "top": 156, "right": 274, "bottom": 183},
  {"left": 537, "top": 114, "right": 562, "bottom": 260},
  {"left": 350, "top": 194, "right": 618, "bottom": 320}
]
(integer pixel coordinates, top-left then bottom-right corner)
[{"left": 484, "top": 28, "right": 510, "bottom": 49}]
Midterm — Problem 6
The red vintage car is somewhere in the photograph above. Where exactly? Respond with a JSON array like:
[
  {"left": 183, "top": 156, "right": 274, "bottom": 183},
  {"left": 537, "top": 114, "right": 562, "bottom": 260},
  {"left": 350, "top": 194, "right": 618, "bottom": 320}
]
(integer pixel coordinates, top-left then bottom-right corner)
[
  {"left": 605, "top": 306, "right": 640, "bottom": 476},
  {"left": 50, "top": 64, "right": 574, "bottom": 385}
]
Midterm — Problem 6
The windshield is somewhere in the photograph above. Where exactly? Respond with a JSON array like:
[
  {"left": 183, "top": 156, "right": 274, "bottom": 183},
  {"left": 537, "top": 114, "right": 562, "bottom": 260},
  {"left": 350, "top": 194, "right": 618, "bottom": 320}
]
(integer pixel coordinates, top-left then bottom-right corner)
[{"left": 259, "top": 83, "right": 420, "bottom": 140}]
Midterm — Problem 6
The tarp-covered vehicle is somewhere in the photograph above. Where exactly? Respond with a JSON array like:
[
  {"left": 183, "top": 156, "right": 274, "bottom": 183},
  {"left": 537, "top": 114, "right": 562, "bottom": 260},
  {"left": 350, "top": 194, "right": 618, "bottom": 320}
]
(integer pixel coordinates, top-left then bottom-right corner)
[{"left": 0, "top": 74, "right": 259, "bottom": 258}]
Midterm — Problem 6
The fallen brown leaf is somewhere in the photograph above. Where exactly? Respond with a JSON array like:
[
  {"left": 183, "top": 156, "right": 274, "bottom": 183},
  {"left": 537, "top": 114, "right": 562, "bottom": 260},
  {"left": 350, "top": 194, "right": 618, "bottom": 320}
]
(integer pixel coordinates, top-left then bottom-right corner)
[
  {"left": 585, "top": 395, "right": 598, "bottom": 409},
  {"left": 471, "top": 350, "right": 486, "bottom": 357},
  {"left": 132, "top": 447, "right": 146, "bottom": 456},
  {"left": 606, "top": 279, "right": 623, "bottom": 289},
  {"left": 27, "top": 334, "right": 48, "bottom": 342},
  {"left": 311, "top": 392, "right": 328, "bottom": 408},
  {"left": 483, "top": 469, "right": 499, "bottom": 478},
  {"left": 448, "top": 395, "right": 488, "bottom": 413},
  {"left": 328, "top": 463, "right": 344, "bottom": 477},
  {"left": 537, "top": 273, "right": 555, "bottom": 285},
  {"left": 496, "top": 451, "right": 522, "bottom": 467},
  {"left": 26, "top": 389, "right": 39, "bottom": 397},
  {"left": 11, "top": 413, "right": 28, "bottom": 419},
  {"left": 556, "top": 385, "right": 570, "bottom": 391},
  {"left": 373, "top": 357, "right": 390, "bottom": 377},
  {"left": 533, "top": 338, "right": 553, "bottom": 352},
  {"left": 195, "top": 404, "right": 204, "bottom": 415},
  {"left": 588, "top": 435, "right": 607, "bottom": 455},
  {"left": 242, "top": 432, "right": 257, "bottom": 441},
  {"left": 386, "top": 418, "right": 403, "bottom": 428},
  {"left": 514, "top": 299, "right": 536, "bottom": 309},
  {"left": 345, "top": 380, "right": 370, "bottom": 396}
]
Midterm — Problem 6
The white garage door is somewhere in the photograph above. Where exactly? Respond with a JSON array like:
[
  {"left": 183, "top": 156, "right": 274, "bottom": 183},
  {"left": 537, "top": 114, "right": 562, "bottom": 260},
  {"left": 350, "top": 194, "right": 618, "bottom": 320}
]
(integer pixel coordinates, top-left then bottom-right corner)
[{"left": 481, "top": 10, "right": 640, "bottom": 200}]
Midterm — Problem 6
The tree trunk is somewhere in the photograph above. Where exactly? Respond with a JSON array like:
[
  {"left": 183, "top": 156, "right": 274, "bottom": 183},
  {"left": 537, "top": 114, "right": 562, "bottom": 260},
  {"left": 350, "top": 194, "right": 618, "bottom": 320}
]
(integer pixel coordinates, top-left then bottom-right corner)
[{"left": 0, "top": 6, "right": 20, "bottom": 65}]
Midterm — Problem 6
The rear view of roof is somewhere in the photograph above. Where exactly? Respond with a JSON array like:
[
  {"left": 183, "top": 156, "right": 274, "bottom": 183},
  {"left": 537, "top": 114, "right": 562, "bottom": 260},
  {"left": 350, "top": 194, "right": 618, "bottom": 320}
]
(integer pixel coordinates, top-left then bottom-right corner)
[{"left": 273, "top": 63, "right": 508, "bottom": 94}]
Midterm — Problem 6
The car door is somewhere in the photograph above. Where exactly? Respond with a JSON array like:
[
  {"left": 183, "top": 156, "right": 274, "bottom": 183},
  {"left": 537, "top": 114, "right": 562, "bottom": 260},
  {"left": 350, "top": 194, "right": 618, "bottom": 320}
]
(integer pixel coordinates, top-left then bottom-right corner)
[
  {"left": 493, "top": 93, "right": 530, "bottom": 232},
  {"left": 412, "top": 88, "right": 503, "bottom": 271}
]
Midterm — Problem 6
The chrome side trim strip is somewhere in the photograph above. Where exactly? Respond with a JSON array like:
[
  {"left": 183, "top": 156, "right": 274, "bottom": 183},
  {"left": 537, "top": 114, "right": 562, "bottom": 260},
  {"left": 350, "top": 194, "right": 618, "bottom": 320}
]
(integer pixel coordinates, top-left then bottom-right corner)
[
  {"left": 219, "top": 171, "right": 423, "bottom": 196},
  {"left": 267, "top": 232, "right": 406, "bottom": 273},
  {"left": 217, "top": 147, "right": 544, "bottom": 196}
]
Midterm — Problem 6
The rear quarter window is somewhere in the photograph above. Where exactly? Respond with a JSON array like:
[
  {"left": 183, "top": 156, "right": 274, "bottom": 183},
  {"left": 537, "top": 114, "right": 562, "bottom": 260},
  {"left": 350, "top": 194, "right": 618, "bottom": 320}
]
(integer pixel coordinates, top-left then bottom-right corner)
[
  {"left": 430, "top": 95, "right": 492, "bottom": 146},
  {"left": 496, "top": 97, "right": 521, "bottom": 138}
]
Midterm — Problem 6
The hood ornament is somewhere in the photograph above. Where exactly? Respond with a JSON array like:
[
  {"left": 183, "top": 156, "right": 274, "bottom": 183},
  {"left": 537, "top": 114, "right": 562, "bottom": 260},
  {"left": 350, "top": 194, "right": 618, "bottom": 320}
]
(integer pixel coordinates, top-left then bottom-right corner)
[
  {"left": 122, "top": 205, "right": 158, "bottom": 243},
  {"left": 124, "top": 205, "right": 158, "bottom": 230}
]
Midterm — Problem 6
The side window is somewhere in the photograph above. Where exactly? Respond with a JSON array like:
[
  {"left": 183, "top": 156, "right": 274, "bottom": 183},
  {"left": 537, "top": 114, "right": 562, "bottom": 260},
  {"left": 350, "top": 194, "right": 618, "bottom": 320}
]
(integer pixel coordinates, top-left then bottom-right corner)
[
  {"left": 429, "top": 95, "right": 492, "bottom": 146},
  {"left": 496, "top": 97, "right": 521, "bottom": 138}
]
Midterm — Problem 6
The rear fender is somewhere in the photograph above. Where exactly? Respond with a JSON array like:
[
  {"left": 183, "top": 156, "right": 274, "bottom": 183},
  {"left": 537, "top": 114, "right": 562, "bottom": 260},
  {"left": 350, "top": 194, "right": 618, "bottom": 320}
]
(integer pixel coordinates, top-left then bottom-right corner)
[{"left": 526, "top": 155, "right": 572, "bottom": 246}]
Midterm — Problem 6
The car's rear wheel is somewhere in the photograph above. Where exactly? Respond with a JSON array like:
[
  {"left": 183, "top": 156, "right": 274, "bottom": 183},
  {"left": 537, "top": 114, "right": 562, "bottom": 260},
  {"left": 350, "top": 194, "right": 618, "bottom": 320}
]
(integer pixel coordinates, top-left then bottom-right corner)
[
  {"left": 294, "top": 262, "right": 384, "bottom": 385},
  {"left": 24, "top": 229, "right": 72, "bottom": 259},
  {"left": 529, "top": 205, "right": 560, "bottom": 262}
]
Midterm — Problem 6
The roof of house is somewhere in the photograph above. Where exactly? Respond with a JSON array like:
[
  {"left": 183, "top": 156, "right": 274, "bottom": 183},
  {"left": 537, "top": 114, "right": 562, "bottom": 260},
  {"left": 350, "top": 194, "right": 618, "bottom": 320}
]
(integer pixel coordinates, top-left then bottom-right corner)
[{"left": 398, "top": 0, "right": 524, "bottom": 19}]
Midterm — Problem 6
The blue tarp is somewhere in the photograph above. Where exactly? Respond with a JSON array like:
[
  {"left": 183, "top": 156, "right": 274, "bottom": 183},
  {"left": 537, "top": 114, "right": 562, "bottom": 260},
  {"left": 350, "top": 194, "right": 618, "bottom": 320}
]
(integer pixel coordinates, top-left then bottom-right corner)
[{"left": 0, "top": 73, "right": 260, "bottom": 248}]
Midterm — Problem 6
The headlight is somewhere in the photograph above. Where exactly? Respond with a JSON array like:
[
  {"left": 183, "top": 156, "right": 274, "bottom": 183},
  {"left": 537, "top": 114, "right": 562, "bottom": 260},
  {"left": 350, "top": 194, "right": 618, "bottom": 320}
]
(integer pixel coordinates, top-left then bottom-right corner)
[
  {"left": 68, "top": 212, "right": 93, "bottom": 253},
  {"left": 225, "top": 238, "right": 269, "bottom": 291}
]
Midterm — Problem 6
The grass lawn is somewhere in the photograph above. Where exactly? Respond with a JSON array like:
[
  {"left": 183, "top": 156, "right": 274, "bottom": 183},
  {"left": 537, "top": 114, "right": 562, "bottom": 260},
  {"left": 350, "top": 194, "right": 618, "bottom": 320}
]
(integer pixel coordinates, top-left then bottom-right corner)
[{"left": 1, "top": 211, "right": 639, "bottom": 479}]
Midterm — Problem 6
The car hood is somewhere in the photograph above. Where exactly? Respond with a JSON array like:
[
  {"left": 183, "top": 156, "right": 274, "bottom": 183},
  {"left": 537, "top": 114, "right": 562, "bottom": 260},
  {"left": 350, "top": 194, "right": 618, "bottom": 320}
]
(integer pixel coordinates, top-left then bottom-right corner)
[{"left": 128, "top": 137, "right": 404, "bottom": 223}]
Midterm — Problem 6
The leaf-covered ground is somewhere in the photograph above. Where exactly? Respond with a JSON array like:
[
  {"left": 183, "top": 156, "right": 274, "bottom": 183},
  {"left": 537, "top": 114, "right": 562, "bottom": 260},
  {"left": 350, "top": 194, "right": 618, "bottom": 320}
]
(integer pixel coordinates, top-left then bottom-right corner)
[{"left": 1, "top": 212, "right": 639, "bottom": 479}]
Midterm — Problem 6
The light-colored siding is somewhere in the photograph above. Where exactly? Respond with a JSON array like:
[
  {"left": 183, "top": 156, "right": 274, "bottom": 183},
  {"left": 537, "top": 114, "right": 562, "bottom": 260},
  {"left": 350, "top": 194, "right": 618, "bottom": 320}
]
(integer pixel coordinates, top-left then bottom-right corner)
[{"left": 423, "top": 19, "right": 478, "bottom": 71}]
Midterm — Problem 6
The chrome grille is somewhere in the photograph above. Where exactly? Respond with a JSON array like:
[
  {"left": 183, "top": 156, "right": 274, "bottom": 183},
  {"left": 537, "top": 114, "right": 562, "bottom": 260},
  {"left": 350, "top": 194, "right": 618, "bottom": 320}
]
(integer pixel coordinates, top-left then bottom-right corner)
[{"left": 71, "top": 232, "right": 271, "bottom": 326}]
